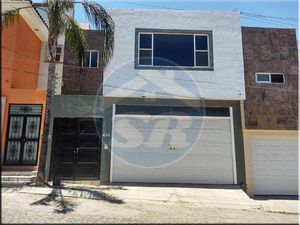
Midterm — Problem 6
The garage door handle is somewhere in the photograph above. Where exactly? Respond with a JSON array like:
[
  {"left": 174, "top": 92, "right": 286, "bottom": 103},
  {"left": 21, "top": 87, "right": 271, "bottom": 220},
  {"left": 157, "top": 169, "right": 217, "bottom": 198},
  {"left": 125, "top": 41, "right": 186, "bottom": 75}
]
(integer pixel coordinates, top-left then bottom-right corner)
[
  {"left": 169, "top": 146, "right": 176, "bottom": 151},
  {"left": 74, "top": 148, "right": 79, "bottom": 154}
]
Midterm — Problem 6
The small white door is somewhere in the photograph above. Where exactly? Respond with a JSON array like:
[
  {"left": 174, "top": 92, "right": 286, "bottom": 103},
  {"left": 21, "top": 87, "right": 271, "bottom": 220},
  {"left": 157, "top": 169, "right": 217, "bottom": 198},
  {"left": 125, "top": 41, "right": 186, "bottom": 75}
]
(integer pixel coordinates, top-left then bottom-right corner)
[
  {"left": 111, "top": 115, "right": 235, "bottom": 184},
  {"left": 252, "top": 135, "right": 298, "bottom": 195}
]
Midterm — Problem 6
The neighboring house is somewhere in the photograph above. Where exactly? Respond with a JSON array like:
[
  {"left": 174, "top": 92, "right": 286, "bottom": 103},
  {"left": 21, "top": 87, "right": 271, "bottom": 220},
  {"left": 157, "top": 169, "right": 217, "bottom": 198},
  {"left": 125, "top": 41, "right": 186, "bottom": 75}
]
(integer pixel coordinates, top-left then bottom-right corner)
[
  {"left": 241, "top": 27, "right": 298, "bottom": 196},
  {"left": 1, "top": 1, "right": 48, "bottom": 174},
  {"left": 102, "top": 9, "right": 247, "bottom": 186},
  {"left": 44, "top": 25, "right": 105, "bottom": 182}
]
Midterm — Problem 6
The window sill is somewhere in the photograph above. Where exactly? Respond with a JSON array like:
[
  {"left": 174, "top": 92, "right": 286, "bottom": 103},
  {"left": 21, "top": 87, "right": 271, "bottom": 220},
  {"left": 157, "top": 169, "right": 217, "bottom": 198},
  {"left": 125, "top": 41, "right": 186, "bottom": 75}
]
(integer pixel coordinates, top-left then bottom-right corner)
[
  {"left": 256, "top": 82, "right": 285, "bottom": 84},
  {"left": 134, "top": 65, "right": 214, "bottom": 71}
]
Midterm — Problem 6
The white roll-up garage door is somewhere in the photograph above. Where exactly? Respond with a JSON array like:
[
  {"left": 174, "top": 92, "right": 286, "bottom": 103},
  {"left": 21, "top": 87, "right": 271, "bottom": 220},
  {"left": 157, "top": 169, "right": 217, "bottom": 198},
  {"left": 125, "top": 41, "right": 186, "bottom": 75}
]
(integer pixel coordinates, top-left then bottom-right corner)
[
  {"left": 252, "top": 135, "right": 298, "bottom": 195},
  {"left": 111, "top": 106, "right": 236, "bottom": 184}
]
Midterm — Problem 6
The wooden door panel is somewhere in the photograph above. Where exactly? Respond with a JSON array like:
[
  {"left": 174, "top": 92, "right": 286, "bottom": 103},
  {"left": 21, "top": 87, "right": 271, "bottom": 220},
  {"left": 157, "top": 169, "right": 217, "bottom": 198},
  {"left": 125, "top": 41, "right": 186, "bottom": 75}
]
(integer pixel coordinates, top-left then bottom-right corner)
[
  {"left": 76, "top": 119, "right": 101, "bottom": 179},
  {"left": 79, "top": 134, "right": 100, "bottom": 147},
  {"left": 77, "top": 163, "right": 99, "bottom": 178},
  {"left": 80, "top": 119, "right": 98, "bottom": 133},
  {"left": 55, "top": 148, "right": 74, "bottom": 163},
  {"left": 55, "top": 135, "right": 77, "bottom": 147},
  {"left": 55, "top": 118, "right": 77, "bottom": 134},
  {"left": 51, "top": 118, "right": 102, "bottom": 180},
  {"left": 53, "top": 162, "right": 74, "bottom": 178},
  {"left": 78, "top": 149, "right": 99, "bottom": 162}
]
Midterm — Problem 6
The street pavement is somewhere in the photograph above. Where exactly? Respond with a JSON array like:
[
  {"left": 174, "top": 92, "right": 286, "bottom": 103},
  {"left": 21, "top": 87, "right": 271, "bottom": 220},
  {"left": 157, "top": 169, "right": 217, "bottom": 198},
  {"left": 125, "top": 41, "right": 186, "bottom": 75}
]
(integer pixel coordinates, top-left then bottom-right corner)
[{"left": 1, "top": 183, "right": 298, "bottom": 223}]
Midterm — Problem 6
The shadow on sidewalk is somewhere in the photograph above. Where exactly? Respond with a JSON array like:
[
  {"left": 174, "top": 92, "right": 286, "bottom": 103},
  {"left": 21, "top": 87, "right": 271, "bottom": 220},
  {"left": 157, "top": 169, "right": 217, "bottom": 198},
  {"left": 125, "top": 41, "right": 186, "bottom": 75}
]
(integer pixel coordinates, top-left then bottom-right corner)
[
  {"left": 58, "top": 186, "right": 125, "bottom": 204},
  {"left": 30, "top": 185, "right": 124, "bottom": 214},
  {"left": 31, "top": 189, "right": 75, "bottom": 214}
]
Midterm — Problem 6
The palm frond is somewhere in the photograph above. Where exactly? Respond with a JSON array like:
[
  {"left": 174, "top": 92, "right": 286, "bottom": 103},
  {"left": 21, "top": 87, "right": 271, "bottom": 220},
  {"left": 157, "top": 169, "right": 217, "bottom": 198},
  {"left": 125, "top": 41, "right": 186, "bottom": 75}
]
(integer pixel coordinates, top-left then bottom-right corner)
[
  {"left": 48, "top": 1, "right": 68, "bottom": 36},
  {"left": 56, "top": 0, "right": 75, "bottom": 11},
  {"left": 81, "top": 0, "right": 114, "bottom": 67},
  {"left": 1, "top": 8, "right": 20, "bottom": 28},
  {"left": 46, "top": 0, "right": 77, "bottom": 61},
  {"left": 64, "top": 13, "right": 87, "bottom": 66},
  {"left": 1, "top": 4, "right": 49, "bottom": 28}
]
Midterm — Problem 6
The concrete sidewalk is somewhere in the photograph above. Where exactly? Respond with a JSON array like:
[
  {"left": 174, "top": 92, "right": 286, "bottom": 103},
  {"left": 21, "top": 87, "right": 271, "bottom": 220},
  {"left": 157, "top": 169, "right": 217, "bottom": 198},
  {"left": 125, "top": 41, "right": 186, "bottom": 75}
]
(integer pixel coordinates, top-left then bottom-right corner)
[{"left": 14, "top": 183, "right": 298, "bottom": 213}]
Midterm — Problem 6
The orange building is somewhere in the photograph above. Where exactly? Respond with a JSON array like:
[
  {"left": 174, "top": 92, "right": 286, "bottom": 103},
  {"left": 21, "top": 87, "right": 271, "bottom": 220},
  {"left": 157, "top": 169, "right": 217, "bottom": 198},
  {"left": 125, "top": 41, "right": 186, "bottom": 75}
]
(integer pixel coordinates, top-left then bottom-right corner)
[{"left": 1, "top": 1, "right": 48, "bottom": 173}]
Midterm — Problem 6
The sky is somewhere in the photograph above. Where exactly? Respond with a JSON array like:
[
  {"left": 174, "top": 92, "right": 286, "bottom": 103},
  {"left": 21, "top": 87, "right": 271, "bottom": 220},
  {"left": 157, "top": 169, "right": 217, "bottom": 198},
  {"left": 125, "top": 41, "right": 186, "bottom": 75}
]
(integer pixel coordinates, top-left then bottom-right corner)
[{"left": 33, "top": 0, "right": 298, "bottom": 31}]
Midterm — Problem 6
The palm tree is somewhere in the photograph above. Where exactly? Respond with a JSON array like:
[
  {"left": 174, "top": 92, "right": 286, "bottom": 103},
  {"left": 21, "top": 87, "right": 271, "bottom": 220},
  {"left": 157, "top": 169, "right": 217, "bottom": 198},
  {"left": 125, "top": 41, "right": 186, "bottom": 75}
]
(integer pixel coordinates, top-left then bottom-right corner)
[{"left": 1, "top": 0, "right": 114, "bottom": 185}]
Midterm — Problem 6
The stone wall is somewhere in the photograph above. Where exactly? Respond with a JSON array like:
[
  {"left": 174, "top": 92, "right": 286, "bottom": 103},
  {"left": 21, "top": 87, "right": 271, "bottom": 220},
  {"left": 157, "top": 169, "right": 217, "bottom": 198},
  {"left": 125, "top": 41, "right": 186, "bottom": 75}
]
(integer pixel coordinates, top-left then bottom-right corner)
[
  {"left": 62, "top": 30, "right": 104, "bottom": 95},
  {"left": 242, "top": 27, "right": 298, "bottom": 130}
]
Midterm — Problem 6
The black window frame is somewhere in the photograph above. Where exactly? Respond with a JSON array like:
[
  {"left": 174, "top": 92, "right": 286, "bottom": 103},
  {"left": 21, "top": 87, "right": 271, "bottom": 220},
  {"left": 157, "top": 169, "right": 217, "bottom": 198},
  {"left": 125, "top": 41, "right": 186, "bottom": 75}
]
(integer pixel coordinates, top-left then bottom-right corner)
[{"left": 134, "top": 28, "right": 214, "bottom": 71}]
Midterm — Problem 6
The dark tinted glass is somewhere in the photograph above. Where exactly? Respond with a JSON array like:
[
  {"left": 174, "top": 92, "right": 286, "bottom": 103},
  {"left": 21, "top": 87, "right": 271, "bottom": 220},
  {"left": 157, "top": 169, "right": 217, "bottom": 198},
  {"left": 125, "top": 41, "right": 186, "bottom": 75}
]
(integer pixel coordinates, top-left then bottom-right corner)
[
  {"left": 55, "top": 47, "right": 62, "bottom": 62},
  {"left": 55, "top": 54, "right": 61, "bottom": 62},
  {"left": 83, "top": 51, "right": 90, "bottom": 67},
  {"left": 116, "top": 105, "right": 230, "bottom": 117},
  {"left": 91, "top": 51, "right": 98, "bottom": 67},
  {"left": 205, "top": 107, "right": 230, "bottom": 117},
  {"left": 116, "top": 105, "right": 171, "bottom": 115},
  {"left": 196, "top": 52, "right": 209, "bottom": 67},
  {"left": 271, "top": 74, "right": 284, "bottom": 83},
  {"left": 172, "top": 107, "right": 204, "bottom": 116},
  {"left": 56, "top": 47, "right": 61, "bottom": 53},
  {"left": 195, "top": 35, "right": 208, "bottom": 50},
  {"left": 139, "top": 34, "right": 152, "bottom": 49},
  {"left": 153, "top": 34, "right": 194, "bottom": 67},
  {"left": 139, "top": 50, "right": 152, "bottom": 65}
]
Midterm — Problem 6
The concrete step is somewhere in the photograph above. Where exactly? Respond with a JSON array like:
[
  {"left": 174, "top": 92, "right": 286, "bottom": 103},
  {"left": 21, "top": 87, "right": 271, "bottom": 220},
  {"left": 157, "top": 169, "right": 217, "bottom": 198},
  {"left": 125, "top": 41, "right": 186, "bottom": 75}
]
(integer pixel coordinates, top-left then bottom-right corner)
[
  {"left": 2, "top": 176, "right": 35, "bottom": 184},
  {"left": 2, "top": 171, "right": 37, "bottom": 184},
  {"left": 2, "top": 171, "right": 37, "bottom": 176}
]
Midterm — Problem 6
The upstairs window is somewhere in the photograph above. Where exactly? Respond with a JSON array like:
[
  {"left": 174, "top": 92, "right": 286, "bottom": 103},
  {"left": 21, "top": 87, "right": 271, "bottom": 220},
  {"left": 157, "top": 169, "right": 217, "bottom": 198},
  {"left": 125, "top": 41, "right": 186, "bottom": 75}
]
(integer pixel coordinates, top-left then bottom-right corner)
[
  {"left": 82, "top": 50, "right": 99, "bottom": 68},
  {"left": 135, "top": 29, "right": 213, "bottom": 70},
  {"left": 271, "top": 74, "right": 285, "bottom": 83},
  {"left": 256, "top": 73, "right": 285, "bottom": 84},
  {"left": 55, "top": 47, "right": 63, "bottom": 62}
]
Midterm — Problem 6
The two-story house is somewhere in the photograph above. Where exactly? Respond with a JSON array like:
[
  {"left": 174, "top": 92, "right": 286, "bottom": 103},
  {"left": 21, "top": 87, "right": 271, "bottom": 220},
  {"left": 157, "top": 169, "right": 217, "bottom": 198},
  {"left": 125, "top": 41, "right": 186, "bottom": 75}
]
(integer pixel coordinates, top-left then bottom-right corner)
[
  {"left": 42, "top": 9, "right": 298, "bottom": 196},
  {"left": 101, "top": 9, "right": 247, "bottom": 186},
  {"left": 44, "top": 25, "right": 105, "bottom": 182},
  {"left": 1, "top": 0, "right": 48, "bottom": 178},
  {"left": 241, "top": 27, "right": 298, "bottom": 196}
]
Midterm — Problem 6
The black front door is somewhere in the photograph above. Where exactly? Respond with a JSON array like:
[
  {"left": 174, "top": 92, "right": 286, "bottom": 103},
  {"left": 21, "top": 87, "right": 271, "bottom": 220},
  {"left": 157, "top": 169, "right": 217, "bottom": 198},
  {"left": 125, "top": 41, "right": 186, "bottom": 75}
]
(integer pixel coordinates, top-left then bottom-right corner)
[
  {"left": 4, "top": 105, "right": 42, "bottom": 165},
  {"left": 51, "top": 118, "right": 102, "bottom": 180}
]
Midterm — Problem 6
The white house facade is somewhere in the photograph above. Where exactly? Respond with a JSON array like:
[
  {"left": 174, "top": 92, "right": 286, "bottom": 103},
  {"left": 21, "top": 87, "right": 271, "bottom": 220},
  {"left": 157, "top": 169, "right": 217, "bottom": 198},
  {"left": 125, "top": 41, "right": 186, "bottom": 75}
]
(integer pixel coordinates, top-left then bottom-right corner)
[
  {"left": 104, "top": 9, "right": 245, "bottom": 100},
  {"left": 100, "top": 9, "right": 247, "bottom": 188}
]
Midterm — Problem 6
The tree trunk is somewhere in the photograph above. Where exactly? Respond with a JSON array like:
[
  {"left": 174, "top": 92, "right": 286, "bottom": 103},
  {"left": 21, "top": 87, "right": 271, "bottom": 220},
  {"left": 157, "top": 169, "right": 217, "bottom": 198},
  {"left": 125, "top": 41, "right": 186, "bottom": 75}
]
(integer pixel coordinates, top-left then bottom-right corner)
[{"left": 36, "top": 62, "right": 56, "bottom": 185}]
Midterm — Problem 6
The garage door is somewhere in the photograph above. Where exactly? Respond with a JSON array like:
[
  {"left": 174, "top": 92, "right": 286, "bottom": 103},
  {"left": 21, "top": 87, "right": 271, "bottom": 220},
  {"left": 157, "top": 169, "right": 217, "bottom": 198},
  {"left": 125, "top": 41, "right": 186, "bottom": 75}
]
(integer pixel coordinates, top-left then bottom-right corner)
[
  {"left": 111, "top": 105, "right": 236, "bottom": 184},
  {"left": 252, "top": 135, "right": 298, "bottom": 195}
]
